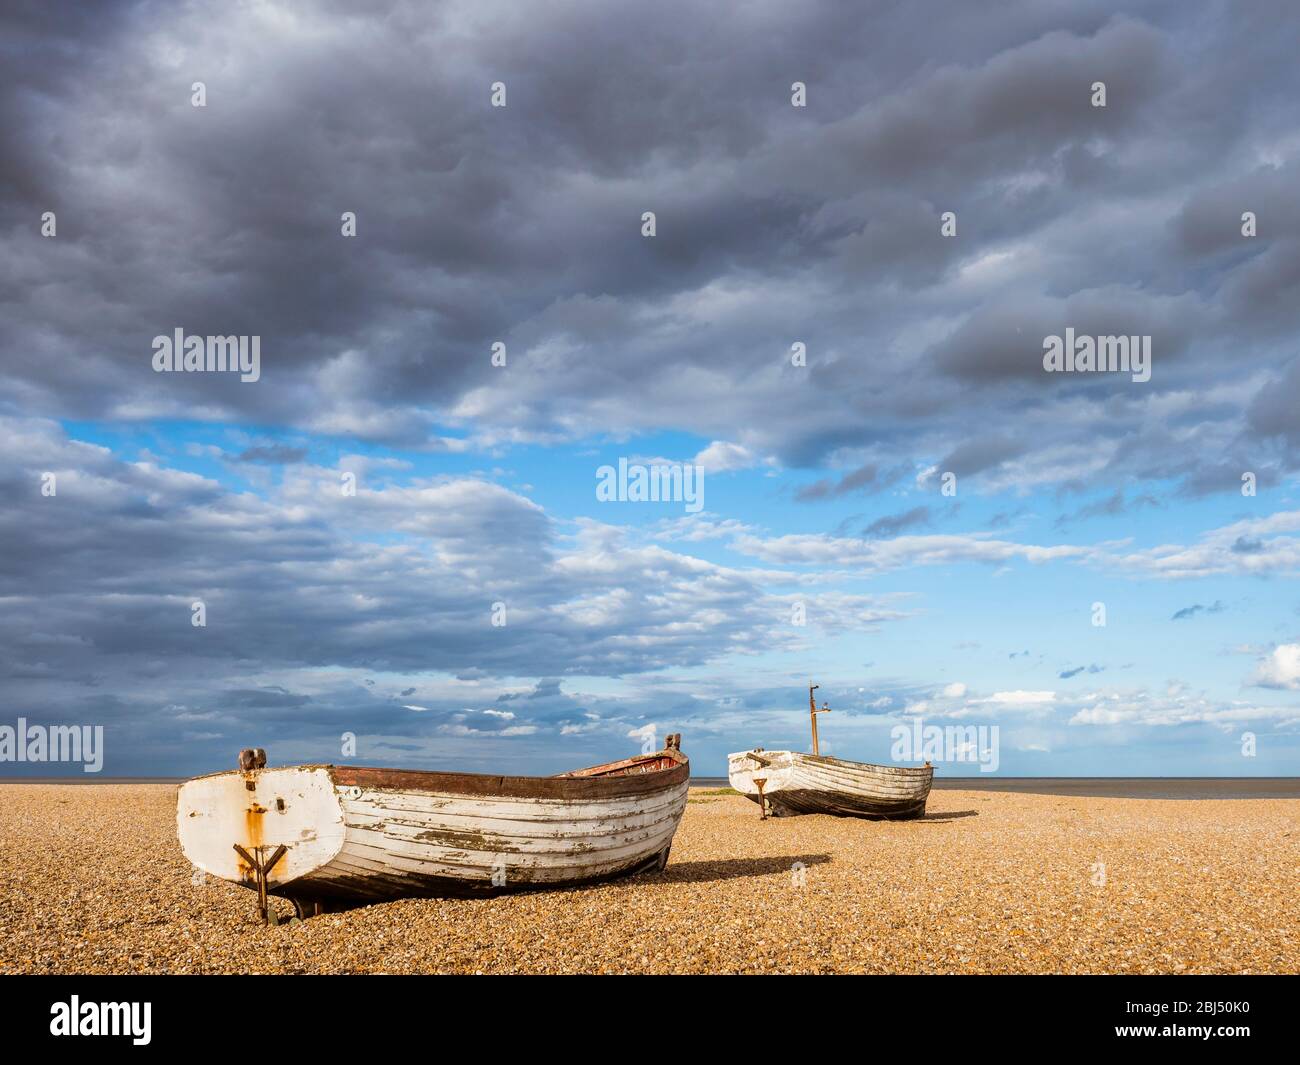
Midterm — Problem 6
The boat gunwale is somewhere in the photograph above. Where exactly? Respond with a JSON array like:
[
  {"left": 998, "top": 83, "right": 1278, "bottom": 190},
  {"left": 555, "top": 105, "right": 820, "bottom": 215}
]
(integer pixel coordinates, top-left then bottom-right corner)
[
  {"left": 181, "top": 749, "right": 689, "bottom": 801},
  {"left": 331, "top": 758, "right": 689, "bottom": 800},
  {"left": 729, "top": 749, "right": 933, "bottom": 778}
]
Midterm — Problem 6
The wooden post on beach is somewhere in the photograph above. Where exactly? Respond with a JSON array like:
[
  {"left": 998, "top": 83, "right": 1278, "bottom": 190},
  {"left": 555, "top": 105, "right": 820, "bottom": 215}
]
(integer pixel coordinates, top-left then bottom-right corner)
[{"left": 809, "top": 683, "right": 831, "bottom": 755}]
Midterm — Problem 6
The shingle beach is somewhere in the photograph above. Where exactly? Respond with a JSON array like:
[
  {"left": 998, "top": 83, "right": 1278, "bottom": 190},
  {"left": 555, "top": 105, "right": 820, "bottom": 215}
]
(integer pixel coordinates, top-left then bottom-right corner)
[{"left": 2, "top": 783, "right": 1295, "bottom": 974}]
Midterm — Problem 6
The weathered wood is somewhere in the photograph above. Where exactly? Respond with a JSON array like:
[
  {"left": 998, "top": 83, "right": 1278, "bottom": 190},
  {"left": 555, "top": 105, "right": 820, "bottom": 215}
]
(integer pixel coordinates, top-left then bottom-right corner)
[
  {"left": 727, "top": 749, "right": 932, "bottom": 820},
  {"left": 178, "top": 746, "right": 690, "bottom": 906}
]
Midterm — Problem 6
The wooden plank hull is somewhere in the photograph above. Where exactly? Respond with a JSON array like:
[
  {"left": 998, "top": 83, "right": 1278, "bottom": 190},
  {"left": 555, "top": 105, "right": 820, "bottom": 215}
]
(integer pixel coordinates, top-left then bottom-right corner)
[
  {"left": 727, "top": 749, "right": 932, "bottom": 819},
  {"left": 178, "top": 751, "right": 689, "bottom": 904}
]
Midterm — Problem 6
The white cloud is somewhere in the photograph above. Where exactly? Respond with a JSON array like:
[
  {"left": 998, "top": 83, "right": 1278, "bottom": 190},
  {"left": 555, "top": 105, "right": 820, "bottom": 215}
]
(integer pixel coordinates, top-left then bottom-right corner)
[
  {"left": 692, "top": 440, "right": 765, "bottom": 473},
  {"left": 728, "top": 530, "right": 1093, "bottom": 574},
  {"left": 1068, "top": 688, "right": 1300, "bottom": 727},
  {"left": 441, "top": 722, "right": 539, "bottom": 737},
  {"left": 1112, "top": 510, "right": 1300, "bottom": 579},
  {"left": 1251, "top": 644, "right": 1300, "bottom": 690},
  {"left": 975, "top": 690, "right": 1056, "bottom": 706}
]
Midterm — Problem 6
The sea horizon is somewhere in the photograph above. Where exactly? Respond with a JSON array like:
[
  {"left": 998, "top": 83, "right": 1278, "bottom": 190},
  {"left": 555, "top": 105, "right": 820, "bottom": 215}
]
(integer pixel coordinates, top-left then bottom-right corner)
[{"left": 6, "top": 773, "right": 1299, "bottom": 800}]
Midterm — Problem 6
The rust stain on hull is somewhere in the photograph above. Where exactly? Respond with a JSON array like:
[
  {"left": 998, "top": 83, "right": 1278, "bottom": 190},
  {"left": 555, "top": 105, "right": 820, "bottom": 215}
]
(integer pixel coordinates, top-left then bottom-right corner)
[
  {"left": 181, "top": 737, "right": 690, "bottom": 920},
  {"left": 237, "top": 787, "right": 268, "bottom": 884}
]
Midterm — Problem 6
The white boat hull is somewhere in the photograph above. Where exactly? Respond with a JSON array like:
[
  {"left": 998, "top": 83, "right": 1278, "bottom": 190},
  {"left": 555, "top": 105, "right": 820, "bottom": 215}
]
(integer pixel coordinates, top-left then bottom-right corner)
[
  {"left": 178, "top": 753, "right": 689, "bottom": 905},
  {"left": 727, "top": 749, "right": 932, "bottom": 819}
]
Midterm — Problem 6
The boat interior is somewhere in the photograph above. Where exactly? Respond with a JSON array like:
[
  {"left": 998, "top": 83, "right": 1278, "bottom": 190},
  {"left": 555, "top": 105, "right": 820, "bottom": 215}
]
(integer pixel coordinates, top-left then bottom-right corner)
[{"left": 559, "top": 734, "right": 685, "bottom": 777}]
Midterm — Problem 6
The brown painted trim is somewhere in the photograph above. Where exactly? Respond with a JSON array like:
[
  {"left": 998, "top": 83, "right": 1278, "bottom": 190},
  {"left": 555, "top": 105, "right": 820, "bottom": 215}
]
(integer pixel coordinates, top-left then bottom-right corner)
[
  {"left": 331, "top": 754, "right": 690, "bottom": 800},
  {"left": 560, "top": 748, "right": 687, "bottom": 778}
]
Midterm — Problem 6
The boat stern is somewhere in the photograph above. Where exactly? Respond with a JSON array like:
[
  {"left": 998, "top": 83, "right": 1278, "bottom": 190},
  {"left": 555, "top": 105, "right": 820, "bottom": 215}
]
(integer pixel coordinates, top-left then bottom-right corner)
[{"left": 177, "top": 764, "right": 346, "bottom": 892}]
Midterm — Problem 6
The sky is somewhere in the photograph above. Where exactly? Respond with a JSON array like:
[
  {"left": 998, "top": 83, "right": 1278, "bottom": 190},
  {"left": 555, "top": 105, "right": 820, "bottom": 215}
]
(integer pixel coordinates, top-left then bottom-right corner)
[{"left": 2, "top": 0, "right": 1299, "bottom": 778}]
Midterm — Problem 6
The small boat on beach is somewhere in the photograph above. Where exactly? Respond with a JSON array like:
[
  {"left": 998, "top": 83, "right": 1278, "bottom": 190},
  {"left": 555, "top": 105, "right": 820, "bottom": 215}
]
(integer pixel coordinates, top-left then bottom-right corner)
[
  {"left": 728, "top": 685, "right": 932, "bottom": 819},
  {"left": 177, "top": 736, "right": 688, "bottom": 920},
  {"left": 728, "top": 749, "right": 933, "bottom": 819}
]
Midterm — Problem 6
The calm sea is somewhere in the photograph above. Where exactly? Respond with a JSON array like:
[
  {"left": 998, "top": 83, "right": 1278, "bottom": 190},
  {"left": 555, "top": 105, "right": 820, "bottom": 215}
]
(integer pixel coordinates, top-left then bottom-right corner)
[
  {"left": 4, "top": 775, "right": 1298, "bottom": 800},
  {"left": 690, "top": 776, "right": 1300, "bottom": 799}
]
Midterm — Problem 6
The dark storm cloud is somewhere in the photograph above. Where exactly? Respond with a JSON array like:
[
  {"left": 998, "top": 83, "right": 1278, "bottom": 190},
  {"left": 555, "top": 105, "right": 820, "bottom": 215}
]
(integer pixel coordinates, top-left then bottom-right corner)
[
  {"left": 1173, "top": 160, "right": 1300, "bottom": 337},
  {"left": 1248, "top": 359, "right": 1300, "bottom": 446},
  {"left": 0, "top": 419, "right": 805, "bottom": 680},
  {"left": 1, "top": 1, "right": 1298, "bottom": 492},
  {"left": 930, "top": 288, "right": 1203, "bottom": 384},
  {"left": 0, "top": 416, "right": 914, "bottom": 772},
  {"left": 938, "top": 435, "right": 1026, "bottom": 479}
]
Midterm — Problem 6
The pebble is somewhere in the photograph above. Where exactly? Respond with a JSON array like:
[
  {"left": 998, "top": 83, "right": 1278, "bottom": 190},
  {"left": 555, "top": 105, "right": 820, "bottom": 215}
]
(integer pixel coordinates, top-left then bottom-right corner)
[{"left": 0, "top": 784, "right": 1295, "bottom": 973}]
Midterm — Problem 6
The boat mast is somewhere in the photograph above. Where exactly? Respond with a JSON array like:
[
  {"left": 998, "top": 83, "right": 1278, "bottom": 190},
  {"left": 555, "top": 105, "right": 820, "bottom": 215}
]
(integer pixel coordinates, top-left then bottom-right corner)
[{"left": 809, "top": 683, "right": 831, "bottom": 754}]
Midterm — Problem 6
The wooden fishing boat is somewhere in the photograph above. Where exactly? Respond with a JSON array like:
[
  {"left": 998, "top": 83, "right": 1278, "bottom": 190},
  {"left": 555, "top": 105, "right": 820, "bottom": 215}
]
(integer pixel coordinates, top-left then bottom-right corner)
[
  {"left": 177, "top": 736, "right": 688, "bottom": 920},
  {"left": 727, "top": 685, "right": 932, "bottom": 819},
  {"left": 727, "top": 749, "right": 932, "bottom": 819}
]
